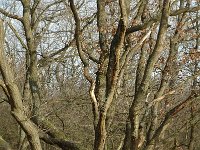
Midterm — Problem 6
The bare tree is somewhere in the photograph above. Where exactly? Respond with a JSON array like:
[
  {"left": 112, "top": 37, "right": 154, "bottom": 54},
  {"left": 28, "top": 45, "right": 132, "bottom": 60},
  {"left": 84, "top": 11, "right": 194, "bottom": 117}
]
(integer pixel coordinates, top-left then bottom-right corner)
[{"left": 0, "top": 0, "right": 200, "bottom": 150}]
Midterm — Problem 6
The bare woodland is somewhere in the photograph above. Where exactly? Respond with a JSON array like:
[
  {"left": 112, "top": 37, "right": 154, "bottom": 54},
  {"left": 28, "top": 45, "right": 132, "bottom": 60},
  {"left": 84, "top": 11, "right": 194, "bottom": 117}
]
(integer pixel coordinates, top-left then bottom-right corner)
[{"left": 0, "top": 0, "right": 200, "bottom": 150}]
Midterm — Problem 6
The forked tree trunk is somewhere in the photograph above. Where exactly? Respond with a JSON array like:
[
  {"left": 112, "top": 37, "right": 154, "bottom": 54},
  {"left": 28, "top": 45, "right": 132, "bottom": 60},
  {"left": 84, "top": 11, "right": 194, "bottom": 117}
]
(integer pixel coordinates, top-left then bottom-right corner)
[
  {"left": 0, "top": 19, "right": 42, "bottom": 150},
  {"left": 122, "top": 0, "right": 171, "bottom": 149}
]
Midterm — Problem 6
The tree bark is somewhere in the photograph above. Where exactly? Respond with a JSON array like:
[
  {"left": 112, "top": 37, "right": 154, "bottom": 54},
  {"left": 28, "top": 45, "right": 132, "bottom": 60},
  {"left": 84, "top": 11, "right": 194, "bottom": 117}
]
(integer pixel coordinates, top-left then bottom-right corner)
[
  {"left": 0, "top": 19, "right": 42, "bottom": 150},
  {"left": 123, "top": 0, "right": 171, "bottom": 149}
]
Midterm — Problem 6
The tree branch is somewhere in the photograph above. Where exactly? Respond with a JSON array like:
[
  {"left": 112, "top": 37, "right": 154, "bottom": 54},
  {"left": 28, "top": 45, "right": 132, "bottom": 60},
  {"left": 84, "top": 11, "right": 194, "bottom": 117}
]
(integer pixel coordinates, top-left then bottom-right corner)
[
  {"left": 7, "top": 21, "right": 28, "bottom": 50},
  {"left": 104, "top": 0, "right": 129, "bottom": 113},
  {"left": 38, "top": 119, "right": 80, "bottom": 150},
  {"left": 126, "top": 5, "right": 200, "bottom": 35},
  {"left": 139, "top": 0, "right": 170, "bottom": 94},
  {"left": 69, "top": 0, "right": 98, "bottom": 128},
  {"left": 0, "top": 8, "right": 23, "bottom": 21},
  {"left": 171, "top": 5, "right": 200, "bottom": 16},
  {"left": 148, "top": 94, "right": 199, "bottom": 145}
]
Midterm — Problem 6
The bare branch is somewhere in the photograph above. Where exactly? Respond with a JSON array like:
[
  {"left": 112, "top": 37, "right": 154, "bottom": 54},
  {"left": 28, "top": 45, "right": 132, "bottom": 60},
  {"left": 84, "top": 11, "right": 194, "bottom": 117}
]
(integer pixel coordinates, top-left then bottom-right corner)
[
  {"left": 118, "top": 30, "right": 152, "bottom": 91},
  {"left": 139, "top": 0, "right": 170, "bottom": 94},
  {"left": 0, "top": 8, "right": 23, "bottom": 21},
  {"left": 69, "top": 0, "right": 98, "bottom": 125},
  {"left": 6, "top": 21, "right": 28, "bottom": 50},
  {"left": 126, "top": 18, "right": 157, "bottom": 35},
  {"left": 104, "top": 0, "right": 129, "bottom": 113},
  {"left": 171, "top": 5, "right": 200, "bottom": 16},
  {"left": 126, "top": 5, "right": 200, "bottom": 35},
  {"left": 33, "top": 0, "right": 63, "bottom": 29},
  {"left": 38, "top": 13, "right": 96, "bottom": 67},
  {"left": 148, "top": 94, "right": 199, "bottom": 145}
]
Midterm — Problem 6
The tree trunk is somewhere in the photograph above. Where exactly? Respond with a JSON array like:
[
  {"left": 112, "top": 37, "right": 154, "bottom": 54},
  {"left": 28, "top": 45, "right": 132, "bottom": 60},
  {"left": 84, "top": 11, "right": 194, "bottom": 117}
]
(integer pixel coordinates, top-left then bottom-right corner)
[
  {"left": 0, "top": 19, "right": 42, "bottom": 150},
  {"left": 94, "top": 113, "right": 107, "bottom": 150}
]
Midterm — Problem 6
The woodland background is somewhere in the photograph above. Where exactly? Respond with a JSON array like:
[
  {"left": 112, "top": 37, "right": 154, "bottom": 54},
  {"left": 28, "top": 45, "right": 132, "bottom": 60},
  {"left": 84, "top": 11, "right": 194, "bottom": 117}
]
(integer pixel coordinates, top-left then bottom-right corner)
[{"left": 0, "top": 0, "right": 200, "bottom": 150}]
